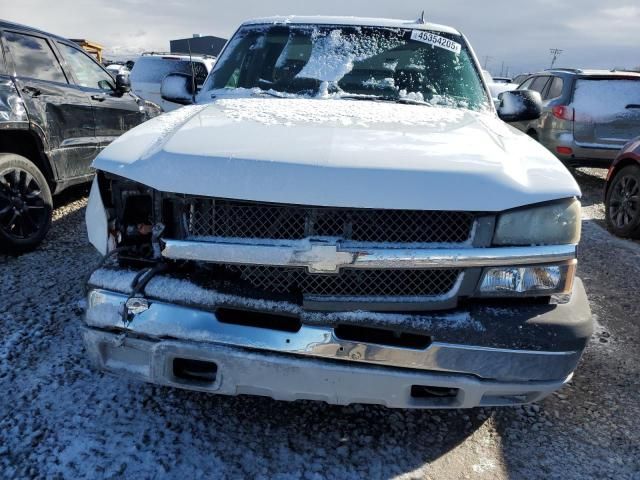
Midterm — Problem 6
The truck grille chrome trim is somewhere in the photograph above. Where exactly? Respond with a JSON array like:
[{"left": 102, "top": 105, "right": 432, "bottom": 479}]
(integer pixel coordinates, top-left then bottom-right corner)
[{"left": 161, "top": 239, "right": 578, "bottom": 270}]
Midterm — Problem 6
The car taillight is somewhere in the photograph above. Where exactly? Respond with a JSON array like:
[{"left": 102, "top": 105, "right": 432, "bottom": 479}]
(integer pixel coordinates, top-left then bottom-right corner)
[
  {"left": 556, "top": 146, "right": 574, "bottom": 156},
  {"left": 552, "top": 106, "right": 575, "bottom": 121}
]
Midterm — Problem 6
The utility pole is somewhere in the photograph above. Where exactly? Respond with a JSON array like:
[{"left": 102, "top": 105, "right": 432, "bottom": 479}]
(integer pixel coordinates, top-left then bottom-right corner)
[
  {"left": 549, "top": 48, "right": 563, "bottom": 69},
  {"left": 500, "top": 61, "right": 505, "bottom": 77},
  {"left": 482, "top": 55, "right": 493, "bottom": 71}
]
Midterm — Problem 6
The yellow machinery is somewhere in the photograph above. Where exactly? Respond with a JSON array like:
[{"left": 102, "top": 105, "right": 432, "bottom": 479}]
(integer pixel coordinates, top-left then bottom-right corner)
[{"left": 70, "top": 39, "right": 104, "bottom": 63}]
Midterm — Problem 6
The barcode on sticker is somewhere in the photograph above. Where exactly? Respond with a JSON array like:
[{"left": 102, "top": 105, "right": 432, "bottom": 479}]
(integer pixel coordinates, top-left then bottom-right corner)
[{"left": 411, "top": 30, "right": 461, "bottom": 54}]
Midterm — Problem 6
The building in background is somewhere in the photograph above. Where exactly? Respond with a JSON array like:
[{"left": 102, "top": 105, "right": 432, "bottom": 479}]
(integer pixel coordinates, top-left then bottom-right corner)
[{"left": 170, "top": 34, "right": 227, "bottom": 57}]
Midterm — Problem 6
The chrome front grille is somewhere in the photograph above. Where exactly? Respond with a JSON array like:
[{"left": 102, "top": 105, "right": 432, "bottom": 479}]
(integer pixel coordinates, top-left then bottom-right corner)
[
  {"left": 216, "top": 265, "right": 462, "bottom": 299},
  {"left": 182, "top": 198, "right": 476, "bottom": 244},
  {"left": 170, "top": 197, "right": 478, "bottom": 308}
]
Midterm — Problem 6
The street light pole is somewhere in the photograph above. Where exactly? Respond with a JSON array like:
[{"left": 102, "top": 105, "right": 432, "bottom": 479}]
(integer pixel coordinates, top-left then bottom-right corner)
[{"left": 550, "top": 48, "right": 563, "bottom": 69}]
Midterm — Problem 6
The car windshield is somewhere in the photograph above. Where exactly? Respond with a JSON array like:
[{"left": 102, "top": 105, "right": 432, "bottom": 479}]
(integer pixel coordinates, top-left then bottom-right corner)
[{"left": 203, "top": 24, "right": 490, "bottom": 111}]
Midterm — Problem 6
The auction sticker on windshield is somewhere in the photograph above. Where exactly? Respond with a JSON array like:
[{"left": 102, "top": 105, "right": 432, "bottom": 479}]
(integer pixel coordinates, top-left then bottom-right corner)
[{"left": 410, "top": 30, "right": 461, "bottom": 54}]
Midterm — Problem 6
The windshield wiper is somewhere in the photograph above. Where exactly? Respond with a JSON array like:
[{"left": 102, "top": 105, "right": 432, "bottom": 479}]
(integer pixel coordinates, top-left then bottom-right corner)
[
  {"left": 337, "top": 94, "right": 387, "bottom": 101},
  {"left": 251, "top": 89, "right": 288, "bottom": 98},
  {"left": 395, "top": 97, "right": 432, "bottom": 107},
  {"left": 338, "top": 94, "right": 432, "bottom": 107}
]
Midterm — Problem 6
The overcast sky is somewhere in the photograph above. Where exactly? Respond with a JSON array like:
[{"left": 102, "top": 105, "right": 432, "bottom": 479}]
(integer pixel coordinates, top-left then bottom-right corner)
[{"left": 3, "top": 0, "right": 639, "bottom": 75}]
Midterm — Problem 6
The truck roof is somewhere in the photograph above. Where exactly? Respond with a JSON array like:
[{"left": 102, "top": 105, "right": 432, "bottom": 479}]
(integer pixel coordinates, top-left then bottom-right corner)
[{"left": 241, "top": 15, "right": 462, "bottom": 36}]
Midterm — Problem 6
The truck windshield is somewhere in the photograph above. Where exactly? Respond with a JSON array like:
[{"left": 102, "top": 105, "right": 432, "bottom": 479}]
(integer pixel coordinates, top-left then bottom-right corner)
[{"left": 203, "top": 24, "right": 490, "bottom": 111}]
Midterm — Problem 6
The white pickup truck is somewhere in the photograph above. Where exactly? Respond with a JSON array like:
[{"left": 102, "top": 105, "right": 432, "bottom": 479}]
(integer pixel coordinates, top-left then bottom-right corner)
[{"left": 83, "top": 16, "right": 592, "bottom": 409}]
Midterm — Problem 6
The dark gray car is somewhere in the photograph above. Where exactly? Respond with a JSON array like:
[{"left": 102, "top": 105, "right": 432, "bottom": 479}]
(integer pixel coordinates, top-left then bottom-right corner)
[
  {"left": 0, "top": 19, "right": 161, "bottom": 252},
  {"left": 512, "top": 68, "right": 640, "bottom": 167}
]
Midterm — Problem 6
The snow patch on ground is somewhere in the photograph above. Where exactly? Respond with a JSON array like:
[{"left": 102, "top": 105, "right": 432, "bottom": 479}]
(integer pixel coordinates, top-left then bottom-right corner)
[{"left": 472, "top": 458, "right": 498, "bottom": 474}]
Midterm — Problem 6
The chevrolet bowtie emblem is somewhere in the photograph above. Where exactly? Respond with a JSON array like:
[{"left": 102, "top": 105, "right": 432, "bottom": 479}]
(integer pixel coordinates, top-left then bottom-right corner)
[{"left": 292, "top": 244, "right": 356, "bottom": 273}]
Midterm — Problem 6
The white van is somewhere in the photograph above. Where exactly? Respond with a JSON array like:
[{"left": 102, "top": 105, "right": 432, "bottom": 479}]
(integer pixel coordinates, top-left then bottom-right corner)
[{"left": 129, "top": 53, "right": 216, "bottom": 111}]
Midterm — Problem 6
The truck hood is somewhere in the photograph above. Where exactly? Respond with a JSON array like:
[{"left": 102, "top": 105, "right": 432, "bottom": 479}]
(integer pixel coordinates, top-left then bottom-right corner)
[{"left": 93, "top": 97, "right": 580, "bottom": 211}]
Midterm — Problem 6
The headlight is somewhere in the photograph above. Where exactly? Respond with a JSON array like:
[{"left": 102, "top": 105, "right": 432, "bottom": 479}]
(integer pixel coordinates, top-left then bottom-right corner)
[
  {"left": 493, "top": 199, "right": 581, "bottom": 246},
  {"left": 477, "top": 261, "right": 576, "bottom": 297}
]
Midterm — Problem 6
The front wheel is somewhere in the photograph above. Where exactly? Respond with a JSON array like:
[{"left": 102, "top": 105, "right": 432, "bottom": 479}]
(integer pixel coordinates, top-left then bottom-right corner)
[
  {"left": 605, "top": 164, "right": 640, "bottom": 239},
  {"left": 0, "top": 153, "right": 53, "bottom": 253}
]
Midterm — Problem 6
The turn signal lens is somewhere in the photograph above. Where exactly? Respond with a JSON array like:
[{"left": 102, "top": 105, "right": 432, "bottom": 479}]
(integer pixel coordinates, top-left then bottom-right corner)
[{"left": 477, "top": 262, "right": 576, "bottom": 297}]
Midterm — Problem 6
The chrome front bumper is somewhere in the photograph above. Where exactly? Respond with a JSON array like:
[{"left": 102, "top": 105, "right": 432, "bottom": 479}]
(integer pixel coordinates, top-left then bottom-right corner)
[
  {"left": 85, "top": 288, "right": 583, "bottom": 382},
  {"left": 83, "top": 278, "right": 591, "bottom": 408},
  {"left": 83, "top": 329, "right": 571, "bottom": 409}
]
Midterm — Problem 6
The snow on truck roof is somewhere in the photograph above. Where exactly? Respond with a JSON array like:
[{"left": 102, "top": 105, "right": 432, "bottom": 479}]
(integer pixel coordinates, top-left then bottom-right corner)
[{"left": 241, "top": 15, "right": 462, "bottom": 36}]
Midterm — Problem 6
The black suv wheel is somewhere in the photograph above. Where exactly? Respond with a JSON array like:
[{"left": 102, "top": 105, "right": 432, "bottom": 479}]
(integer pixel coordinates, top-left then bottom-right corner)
[
  {"left": 0, "top": 153, "right": 53, "bottom": 253},
  {"left": 606, "top": 164, "right": 640, "bottom": 239}
]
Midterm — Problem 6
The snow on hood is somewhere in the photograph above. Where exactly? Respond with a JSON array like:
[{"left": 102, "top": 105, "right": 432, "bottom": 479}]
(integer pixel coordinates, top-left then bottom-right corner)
[
  {"left": 214, "top": 96, "right": 466, "bottom": 127},
  {"left": 94, "top": 97, "right": 580, "bottom": 212}
]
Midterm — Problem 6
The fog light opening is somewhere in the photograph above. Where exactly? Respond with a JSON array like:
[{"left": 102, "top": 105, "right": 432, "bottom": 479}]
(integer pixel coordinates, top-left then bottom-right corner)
[
  {"left": 173, "top": 358, "right": 218, "bottom": 385},
  {"left": 411, "top": 385, "right": 459, "bottom": 399}
]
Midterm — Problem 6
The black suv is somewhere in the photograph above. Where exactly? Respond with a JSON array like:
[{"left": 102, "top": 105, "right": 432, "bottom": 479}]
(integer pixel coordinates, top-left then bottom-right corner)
[{"left": 0, "top": 20, "right": 160, "bottom": 252}]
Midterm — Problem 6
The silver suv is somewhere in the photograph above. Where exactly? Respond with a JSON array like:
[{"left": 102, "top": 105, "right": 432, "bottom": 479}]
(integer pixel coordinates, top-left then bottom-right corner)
[{"left": 513, "top": 69, "right": 640, "bottom": 167}]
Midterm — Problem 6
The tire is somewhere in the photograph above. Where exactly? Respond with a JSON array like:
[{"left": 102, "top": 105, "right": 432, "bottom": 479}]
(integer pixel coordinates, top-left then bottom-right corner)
[
  {"left": 605, "top": 164, "right": 640, "bottom": 239},
  {"left": 0, "top": 153, "right": 53, "bottom": 253}
]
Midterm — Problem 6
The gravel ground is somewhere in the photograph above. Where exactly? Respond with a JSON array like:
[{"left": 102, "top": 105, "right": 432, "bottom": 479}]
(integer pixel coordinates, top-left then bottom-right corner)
[{"left": 1, "top": 173, "right": 639, "bottom": 479}]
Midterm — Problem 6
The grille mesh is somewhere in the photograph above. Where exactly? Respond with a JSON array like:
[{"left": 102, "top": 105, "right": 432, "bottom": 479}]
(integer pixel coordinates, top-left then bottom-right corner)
[
  {"left": 183, "top": 198, "right": 476, "bottom": 244},
  {"left": 219, "top": 265, "right": 462, "bottom": 298}
]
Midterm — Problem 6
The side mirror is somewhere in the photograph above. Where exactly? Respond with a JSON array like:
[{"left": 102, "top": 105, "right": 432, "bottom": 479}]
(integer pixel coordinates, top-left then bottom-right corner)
[
  {"left": 115, "top": 74, "right": 131, "bottom": 93},
  {"left": 497, "top": 90, "right": 542, "bottom": 123},
  {"left": 161, "top": 73, "right": 195, "bottom": 105}
]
